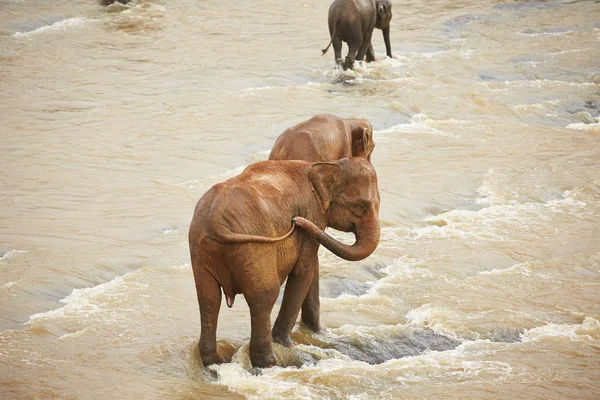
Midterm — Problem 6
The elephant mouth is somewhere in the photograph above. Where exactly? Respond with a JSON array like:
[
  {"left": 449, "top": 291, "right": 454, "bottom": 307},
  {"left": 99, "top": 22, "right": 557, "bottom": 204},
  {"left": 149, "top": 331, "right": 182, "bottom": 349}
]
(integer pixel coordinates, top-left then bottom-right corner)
[
  {"left": 349, "top": 222, "right": 358, "bottom": 234},
  {"left": 335, "top": 221, "right": 357, "bottom": 234}
]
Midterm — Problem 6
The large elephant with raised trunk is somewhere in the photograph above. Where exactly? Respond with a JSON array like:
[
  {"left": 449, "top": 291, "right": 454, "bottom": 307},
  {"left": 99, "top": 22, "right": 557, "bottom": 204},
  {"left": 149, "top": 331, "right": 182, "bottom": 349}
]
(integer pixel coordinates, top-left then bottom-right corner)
[
  {"left": 188, "top": 158, "right": 380, "bottom": 368},
  {"left": 269, "top": 114, "right": 375, "bottom": 163},
  {"left": 322, "top": 0, "right": 393, "bottom": 70}
]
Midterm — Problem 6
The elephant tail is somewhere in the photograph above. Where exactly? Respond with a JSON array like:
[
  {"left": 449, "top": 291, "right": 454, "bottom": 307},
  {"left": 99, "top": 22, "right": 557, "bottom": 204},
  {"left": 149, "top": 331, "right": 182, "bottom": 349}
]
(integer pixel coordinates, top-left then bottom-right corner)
[
  {"left": 322, "top": 40, "right": 333, "bottom": 55},
  {"left": 210, "top": 220, "right": 296, "bottom": 244},
  {"left": 322, "top": 20, "right": 339, "bottom": 55}
]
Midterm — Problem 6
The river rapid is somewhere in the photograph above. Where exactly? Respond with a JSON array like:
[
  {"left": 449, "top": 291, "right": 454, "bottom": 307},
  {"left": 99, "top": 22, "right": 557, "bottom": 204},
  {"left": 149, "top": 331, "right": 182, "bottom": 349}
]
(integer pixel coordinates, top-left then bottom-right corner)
[{"left": 1, "top": 0, "right": 599, "bottom": 399}]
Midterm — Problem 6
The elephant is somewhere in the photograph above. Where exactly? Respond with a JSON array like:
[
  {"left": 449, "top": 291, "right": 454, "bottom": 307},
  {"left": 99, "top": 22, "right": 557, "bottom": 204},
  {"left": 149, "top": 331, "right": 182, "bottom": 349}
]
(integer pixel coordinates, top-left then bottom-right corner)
[
  {"left": 322, "top": 0, "right": 393, "bottom": 70},
  {"left": 269, "top": 114, "right": 375, "bottom": 163},
  {"left": 100, "top": 0, "right": 129, "bottom": 5},
  {"left": 188, "top": 158, "right": 380, "bottom": 368}
]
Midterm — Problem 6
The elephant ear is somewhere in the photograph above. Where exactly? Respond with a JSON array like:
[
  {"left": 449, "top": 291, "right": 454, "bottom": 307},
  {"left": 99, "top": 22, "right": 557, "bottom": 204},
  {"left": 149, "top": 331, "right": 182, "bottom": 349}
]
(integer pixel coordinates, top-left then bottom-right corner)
[
  {"left": 309, "top": 162, "right": 344, "bottom": 214},
  {"left": 377, "top": 1, "right": 386, "bottom": 18},
  {"left": 352, "top": 127, "right": 367, "bottom": 158},
  {"left": 364, "top": 127, "right": 375, "bottom": 161},
  {"left": 351, "top": 123, "right": 373, "bottom": 159}
]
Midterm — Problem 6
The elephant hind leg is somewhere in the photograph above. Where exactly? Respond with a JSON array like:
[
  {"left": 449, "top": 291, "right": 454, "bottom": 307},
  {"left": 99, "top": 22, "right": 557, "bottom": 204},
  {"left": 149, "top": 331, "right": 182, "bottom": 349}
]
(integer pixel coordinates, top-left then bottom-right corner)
[
  {"left": 356, "top": 35, "right": 373, "bottom": 64},
  {"left": 333, "top": 35, "right": 343, "bottom": 66},
  {"left": 365, "top": 43, "right": 376, "bottom": 62},
  {"left": 193, "top": 265, "right": 224, "bottom": 367},
  {"left": 245, "top": 284, "right": 280, "bottom": 368}
]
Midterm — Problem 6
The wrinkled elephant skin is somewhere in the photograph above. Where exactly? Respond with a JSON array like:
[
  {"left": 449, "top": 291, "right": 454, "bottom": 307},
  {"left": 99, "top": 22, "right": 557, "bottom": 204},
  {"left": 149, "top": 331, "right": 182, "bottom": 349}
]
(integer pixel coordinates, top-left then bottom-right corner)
[
  {"left": 269, "top": 114, "right": 375, "bottom": 163},
  {"left": 189, "top": 158, "right": 380, "bottom": 368}
]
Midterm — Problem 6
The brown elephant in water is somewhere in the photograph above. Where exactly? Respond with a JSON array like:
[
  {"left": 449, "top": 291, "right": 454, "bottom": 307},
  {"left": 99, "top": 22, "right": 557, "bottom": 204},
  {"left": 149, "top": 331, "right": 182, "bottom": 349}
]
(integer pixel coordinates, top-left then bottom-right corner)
[
  {"left": 322, "top": 0, "right": 393, "bottom": 70},
  {"left": 269, "top": 114, "right": 375, "bottom": 163},
  {"left": 189, "top": 158, "right": 380, "bottom": 368},
  {"left": 268, "top": 114, "right": 375, "bottom": 344}
]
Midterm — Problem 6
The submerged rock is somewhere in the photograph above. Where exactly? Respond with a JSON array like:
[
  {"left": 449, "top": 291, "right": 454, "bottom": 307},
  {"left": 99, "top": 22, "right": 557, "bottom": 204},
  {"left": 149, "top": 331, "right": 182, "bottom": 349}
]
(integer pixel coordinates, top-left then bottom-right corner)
[{"left": 332, "top": 328, "right": 461, "bottom": 364}]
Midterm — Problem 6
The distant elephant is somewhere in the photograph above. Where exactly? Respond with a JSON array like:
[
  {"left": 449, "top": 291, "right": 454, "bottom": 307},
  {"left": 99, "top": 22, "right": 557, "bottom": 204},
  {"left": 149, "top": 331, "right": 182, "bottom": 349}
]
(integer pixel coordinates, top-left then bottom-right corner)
[
  {"left": 100, "top": 0, "right": 129, "bottom": 5},
  {"left": 322, "top": 0, "right": 393, "bottom": 70},
  {"left": 269, "top": 114, "right": 375, "bottom": 163},
  {"left": 189, "top": 158, "right": 380, "bottom": 368}
]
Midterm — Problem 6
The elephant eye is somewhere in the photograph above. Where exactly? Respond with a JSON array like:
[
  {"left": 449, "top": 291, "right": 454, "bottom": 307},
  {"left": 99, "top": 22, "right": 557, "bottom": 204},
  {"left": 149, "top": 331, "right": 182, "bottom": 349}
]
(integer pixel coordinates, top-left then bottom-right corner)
[{"left": 353, "top": 204, "right": 368, "bottom": 216}]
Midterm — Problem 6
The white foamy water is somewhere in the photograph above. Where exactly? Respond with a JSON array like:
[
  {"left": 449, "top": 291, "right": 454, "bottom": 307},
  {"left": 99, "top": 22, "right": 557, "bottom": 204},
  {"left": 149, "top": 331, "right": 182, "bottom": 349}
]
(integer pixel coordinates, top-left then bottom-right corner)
[
  {"left": 0, "top": 249, "right": 27, "bottom": 262},
  {"left": 12, "top": 17, "right": 92, "bottom": 38},
  {"left": 567, "top": 120, "right": 600, "bottom": 133},
  {"left": 376, "top": 114, "right": 461, "bottom": 139},
  {"left": 26, "top": 274, "right": 131, "bottom": 324}
]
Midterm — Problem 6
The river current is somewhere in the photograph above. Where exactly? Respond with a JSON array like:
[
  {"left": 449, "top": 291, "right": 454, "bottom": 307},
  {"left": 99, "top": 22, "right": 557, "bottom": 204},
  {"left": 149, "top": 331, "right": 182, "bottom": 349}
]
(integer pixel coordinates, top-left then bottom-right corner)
[{"left": 1, "top": 0, "right": 599, "bottom": 399}]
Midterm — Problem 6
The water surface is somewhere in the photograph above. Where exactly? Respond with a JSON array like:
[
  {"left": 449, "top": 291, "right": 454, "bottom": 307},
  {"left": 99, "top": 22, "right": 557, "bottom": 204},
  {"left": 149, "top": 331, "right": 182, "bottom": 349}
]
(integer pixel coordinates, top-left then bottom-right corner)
[{"left": 1, "top": 0, "right": 599, "bottom": 398}]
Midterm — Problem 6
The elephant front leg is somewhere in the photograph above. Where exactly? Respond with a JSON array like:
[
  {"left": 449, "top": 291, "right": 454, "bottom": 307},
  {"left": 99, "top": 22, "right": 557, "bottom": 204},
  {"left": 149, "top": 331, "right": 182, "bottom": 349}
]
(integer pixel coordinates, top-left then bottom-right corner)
[
  {"left": 301, "top": 269, "right": 320, "bottom": 333},
  {"left": 272, "top": 248, "right": 319, "bottom": 346},
  {"left": 366, "top": 43, "right": 376, "bottom": 62}
]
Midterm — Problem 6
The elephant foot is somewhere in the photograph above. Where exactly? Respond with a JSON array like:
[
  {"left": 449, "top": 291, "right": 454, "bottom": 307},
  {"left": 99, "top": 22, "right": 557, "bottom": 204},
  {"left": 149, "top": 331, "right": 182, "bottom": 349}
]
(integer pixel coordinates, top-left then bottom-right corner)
[
  {"left": 272, "top": 330, "right": 293, "bottom": 348},
  {"left": 199, "top": 350, "right": 227, "bottom": 367},
  {"left": 199, "top": 341, "right": 230, "bottom": 366},
  {"left": 343, "top": 60, "right": 354, "bottom": 71},
  {"left": 250, "top": 349, "right": 278, "bottom": 368},
  {"left": 301, "top": 318, "right": 320, "bottom": 334}
]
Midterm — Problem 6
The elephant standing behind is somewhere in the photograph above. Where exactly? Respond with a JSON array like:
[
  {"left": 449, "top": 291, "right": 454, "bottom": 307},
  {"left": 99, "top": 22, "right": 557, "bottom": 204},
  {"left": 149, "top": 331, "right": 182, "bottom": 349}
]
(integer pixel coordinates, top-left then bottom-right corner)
[
  {"left": 189, "top": 158, "right": 380, "bottom": 368},
  {"left": 269, "top": 114, "right": 375, "bottom": 163},
  {"left": 322, "top": 0, "right": 393, "bottom": 70}
]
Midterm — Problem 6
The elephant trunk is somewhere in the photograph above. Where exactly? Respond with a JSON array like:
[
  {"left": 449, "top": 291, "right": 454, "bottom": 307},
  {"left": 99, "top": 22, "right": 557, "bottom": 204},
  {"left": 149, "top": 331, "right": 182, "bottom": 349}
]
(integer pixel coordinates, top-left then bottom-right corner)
[
  {"left": 293, "top": 216, "right": 380, "bottom": 261},
  {"left": 383, "top": 27, "right": 392, "bottom": 58}
]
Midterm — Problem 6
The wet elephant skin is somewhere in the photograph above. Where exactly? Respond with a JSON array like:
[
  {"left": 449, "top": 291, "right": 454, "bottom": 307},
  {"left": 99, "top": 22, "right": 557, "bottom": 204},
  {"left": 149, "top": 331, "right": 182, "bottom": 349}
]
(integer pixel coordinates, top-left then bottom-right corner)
[{"left": 188, "top": 158, "right": 380, "bottom": 368}]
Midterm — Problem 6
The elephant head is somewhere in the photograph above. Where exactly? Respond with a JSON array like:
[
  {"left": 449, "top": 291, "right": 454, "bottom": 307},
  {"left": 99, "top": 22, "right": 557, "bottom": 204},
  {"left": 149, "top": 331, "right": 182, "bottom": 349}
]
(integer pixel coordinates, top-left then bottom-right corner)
[
  {"left": 375, "top": 0, "right": 393, "bottom": 58},
  {"left": 376, "top": 0, "right": 393, "bottom": 29},
  {"left": 349, "top": 119, "right": 375, "bottom": 162},
  {"left": 295, "top": 158, "right": 380, "bottom": 261}
]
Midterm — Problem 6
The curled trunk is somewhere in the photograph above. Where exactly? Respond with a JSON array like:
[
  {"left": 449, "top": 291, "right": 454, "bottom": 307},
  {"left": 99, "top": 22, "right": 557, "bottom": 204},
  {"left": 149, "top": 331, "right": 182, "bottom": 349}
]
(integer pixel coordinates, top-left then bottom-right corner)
[{"left": 293, "top": 216, "right": 380, "bottom": 261}]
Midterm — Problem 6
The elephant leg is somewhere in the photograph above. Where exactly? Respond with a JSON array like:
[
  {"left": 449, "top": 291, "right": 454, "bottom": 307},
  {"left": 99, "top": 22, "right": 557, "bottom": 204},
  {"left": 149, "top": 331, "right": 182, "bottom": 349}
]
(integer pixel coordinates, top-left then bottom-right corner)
[
  {"left": 301, "top": 265, "right": 320, "bottom": 333},
  {"left": 272, "top": 245, "right": 319, "bottom": 346},
  {"left": 194, "top": 265, "right": 224, "bottom": 366},
  {"left": 333, "top": 36, "right": 343, "bottom": 66},
  {"left": 245, "top": 284, "right": 280, "bottom": 368},
  {"left": 344, "top": 37, "right": 363, "bottom": 70},
  {"left": 366, "top": 43, "right": 376, "bottom": 62},
  {"left": 356, "top": 32, "right": 373, "bottom": 64}
]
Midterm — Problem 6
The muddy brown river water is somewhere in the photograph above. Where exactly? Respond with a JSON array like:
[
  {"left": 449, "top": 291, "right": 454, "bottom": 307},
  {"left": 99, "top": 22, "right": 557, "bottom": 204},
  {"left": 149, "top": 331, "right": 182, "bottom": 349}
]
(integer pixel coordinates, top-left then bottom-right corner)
[{"left": 1, "top": 0, "right": 599, "bottom": 399}]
